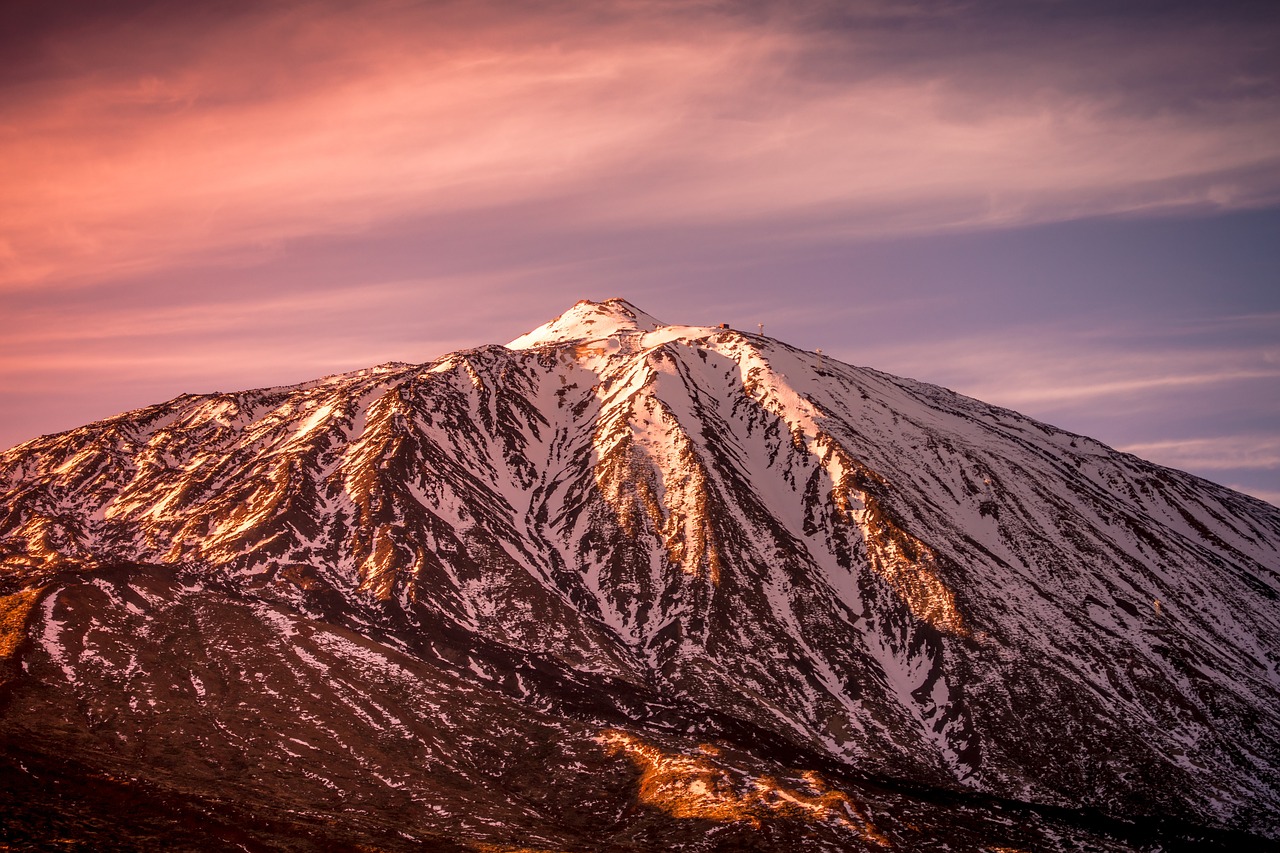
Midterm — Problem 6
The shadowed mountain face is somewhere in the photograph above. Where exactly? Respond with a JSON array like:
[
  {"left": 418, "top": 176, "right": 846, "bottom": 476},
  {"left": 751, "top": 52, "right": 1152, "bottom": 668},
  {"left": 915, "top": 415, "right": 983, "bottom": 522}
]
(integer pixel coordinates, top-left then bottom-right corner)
[{"left": 1, "top": 298, "right": 1278, "bottom": 851}]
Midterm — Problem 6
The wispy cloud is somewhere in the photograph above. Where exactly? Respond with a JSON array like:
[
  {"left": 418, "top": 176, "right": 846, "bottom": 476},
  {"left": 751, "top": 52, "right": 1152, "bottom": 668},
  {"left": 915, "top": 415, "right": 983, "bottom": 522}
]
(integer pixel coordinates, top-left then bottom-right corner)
[
  {"left": 1226, "top": 486, "right": 1280, "bottom": 508},
  {"left": 2, "top": 0, "right": 1278, "bottom": 290},
  {"left": 0, "top": 267, "right": 565, "bottom": 393},
  {"left": 960, "top": 367, "right": 1280, "bottom": 409},
  {"left": 1118, "top": 435, "right": 1280, "bottom": 471},
  {"left": 843, "top": 326, "right": 1280, "bottom": 414}
]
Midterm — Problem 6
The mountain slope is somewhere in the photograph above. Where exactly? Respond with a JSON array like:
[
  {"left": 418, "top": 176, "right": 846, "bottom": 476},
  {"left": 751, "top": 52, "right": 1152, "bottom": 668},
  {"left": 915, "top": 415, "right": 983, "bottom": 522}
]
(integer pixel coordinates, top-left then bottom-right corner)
[{"left": 2, "top": 298, "right": 1278, "bottom": 850}]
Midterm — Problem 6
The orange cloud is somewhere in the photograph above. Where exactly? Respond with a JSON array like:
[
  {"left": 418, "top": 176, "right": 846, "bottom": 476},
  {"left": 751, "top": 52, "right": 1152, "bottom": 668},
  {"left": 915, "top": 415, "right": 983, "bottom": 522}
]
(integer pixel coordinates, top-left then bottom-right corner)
[{"left": 2, "top": 1, "right": 1278, "bottom": 291}]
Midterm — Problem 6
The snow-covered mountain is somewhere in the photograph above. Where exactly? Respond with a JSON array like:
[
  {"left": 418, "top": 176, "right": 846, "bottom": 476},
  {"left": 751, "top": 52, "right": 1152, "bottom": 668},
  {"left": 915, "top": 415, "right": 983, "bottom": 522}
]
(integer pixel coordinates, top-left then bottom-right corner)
[{"left": 2, "top": 298, "right": 1277, "bottom": 851}]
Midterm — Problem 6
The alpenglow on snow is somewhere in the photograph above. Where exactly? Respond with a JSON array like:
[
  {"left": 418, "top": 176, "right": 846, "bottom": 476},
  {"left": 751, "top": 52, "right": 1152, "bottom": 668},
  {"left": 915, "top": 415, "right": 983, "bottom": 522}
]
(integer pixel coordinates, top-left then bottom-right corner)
[{"left": 1, "top": 298, "right": 1277, "bottom": 851}]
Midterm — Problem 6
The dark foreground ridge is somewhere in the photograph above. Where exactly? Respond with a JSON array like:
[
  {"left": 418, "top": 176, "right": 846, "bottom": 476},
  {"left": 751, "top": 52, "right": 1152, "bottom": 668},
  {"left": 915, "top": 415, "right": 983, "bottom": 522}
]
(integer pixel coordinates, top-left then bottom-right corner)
[{"left": 2, "top": 299, "right": 1278, "bottom": 850}]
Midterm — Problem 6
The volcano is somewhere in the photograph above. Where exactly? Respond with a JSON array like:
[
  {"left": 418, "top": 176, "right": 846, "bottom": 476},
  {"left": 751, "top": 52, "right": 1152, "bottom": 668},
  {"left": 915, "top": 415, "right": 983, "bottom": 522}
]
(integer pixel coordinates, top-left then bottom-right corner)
[{"left": 1, "top": 298, "right": 1277, "bottom": 851}]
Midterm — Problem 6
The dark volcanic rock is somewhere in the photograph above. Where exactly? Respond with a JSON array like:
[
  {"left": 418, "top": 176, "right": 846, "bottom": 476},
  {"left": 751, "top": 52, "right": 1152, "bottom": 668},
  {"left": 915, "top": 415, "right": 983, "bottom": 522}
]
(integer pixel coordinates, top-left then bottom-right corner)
[{"left": 1, "top": 298, "right": 1278, "bottom": 851}]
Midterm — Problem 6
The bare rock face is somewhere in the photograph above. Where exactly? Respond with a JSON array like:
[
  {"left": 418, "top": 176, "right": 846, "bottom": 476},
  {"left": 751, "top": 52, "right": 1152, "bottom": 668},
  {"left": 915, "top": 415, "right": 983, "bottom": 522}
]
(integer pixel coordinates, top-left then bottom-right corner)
[{"left": 1, "top": 298, "right": 1277, "bottom": 851}]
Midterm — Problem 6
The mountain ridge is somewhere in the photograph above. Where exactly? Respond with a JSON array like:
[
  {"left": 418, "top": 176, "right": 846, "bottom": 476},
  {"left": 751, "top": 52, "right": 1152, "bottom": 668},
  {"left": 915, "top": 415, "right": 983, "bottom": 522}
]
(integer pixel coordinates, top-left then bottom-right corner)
[{"left": 1, "top": 298, "right": 1278, "bottom": 851}]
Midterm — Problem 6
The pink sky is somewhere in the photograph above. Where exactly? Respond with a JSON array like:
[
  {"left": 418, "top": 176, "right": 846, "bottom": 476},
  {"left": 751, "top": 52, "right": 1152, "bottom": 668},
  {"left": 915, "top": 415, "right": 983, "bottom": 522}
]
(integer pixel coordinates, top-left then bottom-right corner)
[{"left": 3, "top": 0, "right": 1279, "bottom": 503}]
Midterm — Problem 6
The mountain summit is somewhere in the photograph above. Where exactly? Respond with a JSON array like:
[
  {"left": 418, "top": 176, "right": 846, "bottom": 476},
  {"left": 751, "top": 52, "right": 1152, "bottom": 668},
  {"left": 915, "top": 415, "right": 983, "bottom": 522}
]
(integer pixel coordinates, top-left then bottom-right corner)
[
  {"left": 1, "top": 300, "right": 1278, "bottom": 851},
  {"left": 506, "top": 297, "right": 665, "bottom": 348}
]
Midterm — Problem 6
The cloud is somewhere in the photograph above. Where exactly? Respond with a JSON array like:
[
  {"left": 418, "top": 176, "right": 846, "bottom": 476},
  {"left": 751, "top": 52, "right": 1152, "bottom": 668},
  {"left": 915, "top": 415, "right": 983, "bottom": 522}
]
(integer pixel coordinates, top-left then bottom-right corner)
[
  {"left": 822, "top": 313, "right": 1280, "bottom": 462},
  {"left": 1227, "top": 486, "right": 1280, "bottom": 508},
  {"left": 0, "top": 266, "right": 566, "bottom": 395},
  {"left": 960, "top": 366, "right": 1280, "bottom": 409},
  {"left": 2, "top": 0, "right": 1279, "bottom": 290},
  {"left": 1118, "top": 435, "right": 1280, "bottom": 471}
]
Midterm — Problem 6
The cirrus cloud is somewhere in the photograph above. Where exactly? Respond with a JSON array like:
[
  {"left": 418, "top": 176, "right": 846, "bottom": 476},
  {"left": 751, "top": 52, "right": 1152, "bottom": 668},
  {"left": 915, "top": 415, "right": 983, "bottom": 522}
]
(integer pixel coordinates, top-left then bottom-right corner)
[{"left": 2, "top": 0, "right": 1278, "bottom": 290}]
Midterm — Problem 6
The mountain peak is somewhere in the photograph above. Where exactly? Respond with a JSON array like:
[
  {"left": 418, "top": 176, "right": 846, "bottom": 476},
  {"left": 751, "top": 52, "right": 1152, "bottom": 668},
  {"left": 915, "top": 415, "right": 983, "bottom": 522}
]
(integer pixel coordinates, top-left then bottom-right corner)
[
  {"left": 3, "top": 299, "right": 1279, "bottom": 849},
  {"left": 506, "top": 298, "right": 665, "bottom": 349}
]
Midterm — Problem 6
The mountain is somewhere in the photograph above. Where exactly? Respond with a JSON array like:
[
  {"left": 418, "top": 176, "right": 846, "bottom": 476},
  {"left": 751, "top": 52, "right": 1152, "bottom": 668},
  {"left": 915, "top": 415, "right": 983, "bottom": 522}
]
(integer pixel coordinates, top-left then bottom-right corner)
[{"left": 1, "top": 298, "right": 1278, "bottom": 851}]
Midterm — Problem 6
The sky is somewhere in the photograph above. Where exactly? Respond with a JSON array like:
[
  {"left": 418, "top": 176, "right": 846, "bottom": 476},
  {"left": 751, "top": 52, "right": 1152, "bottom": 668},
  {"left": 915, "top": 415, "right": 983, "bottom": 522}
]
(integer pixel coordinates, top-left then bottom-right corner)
[{"left": 2, "top": 0, "right": 1279, "bottom": 504}]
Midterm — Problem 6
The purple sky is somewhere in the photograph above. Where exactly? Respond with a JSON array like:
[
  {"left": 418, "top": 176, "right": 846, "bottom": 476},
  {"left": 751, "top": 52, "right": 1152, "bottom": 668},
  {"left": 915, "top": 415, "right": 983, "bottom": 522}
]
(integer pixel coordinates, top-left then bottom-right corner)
[{"left": 3, "top": 0, "right": 1279, "bottom": 504}]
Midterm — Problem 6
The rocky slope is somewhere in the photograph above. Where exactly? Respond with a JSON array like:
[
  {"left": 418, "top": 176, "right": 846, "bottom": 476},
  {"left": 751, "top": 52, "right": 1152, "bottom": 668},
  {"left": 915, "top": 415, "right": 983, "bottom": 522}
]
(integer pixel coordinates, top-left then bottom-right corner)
[{"left": 1, "top": 298, "right": 1278, "bottom": 851}]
